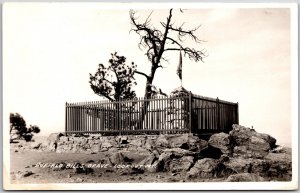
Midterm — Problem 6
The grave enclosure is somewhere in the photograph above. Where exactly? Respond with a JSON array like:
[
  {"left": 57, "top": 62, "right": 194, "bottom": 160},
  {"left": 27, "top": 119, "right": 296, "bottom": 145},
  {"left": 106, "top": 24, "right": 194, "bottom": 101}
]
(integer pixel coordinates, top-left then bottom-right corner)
[{"left": 65, "top": 88, "right": 239, "bottom": 135}]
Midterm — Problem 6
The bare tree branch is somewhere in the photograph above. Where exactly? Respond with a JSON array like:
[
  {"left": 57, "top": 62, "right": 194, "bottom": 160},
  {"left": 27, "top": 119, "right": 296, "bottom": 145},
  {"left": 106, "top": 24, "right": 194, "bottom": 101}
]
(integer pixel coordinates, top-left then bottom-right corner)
[
  {"left": 164, "top": 47, "right": 205, "bottom": 62},
  {"left": 130, "top": 8, "right": 206, "bottom": 96},
  {"left": 129, "top": 8, "right": 207, "bottom": 128},
  {"left": 135, "top": 70, "right": 150, "bottom": 79}
]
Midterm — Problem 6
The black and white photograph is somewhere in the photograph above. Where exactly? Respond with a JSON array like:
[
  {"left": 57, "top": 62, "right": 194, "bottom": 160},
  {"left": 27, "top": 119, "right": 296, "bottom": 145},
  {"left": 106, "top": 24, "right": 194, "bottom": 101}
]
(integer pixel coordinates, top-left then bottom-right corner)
[{"left": 3, "top": 2, "right": 298, "bottom": 190}]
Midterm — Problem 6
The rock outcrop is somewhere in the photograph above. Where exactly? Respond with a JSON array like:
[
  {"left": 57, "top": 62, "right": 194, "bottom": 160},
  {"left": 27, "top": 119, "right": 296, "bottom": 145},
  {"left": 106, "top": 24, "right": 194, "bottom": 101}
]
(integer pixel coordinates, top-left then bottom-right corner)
[
  {"left": 11, "top": 124, "right": 291, "bottom": 182},
  {"left": 187, "top": 158, "right": 220, "bottom": 178},
  {"left": 208, "top": 132, "right": 232, "bottom": 154},
  {"left": 230, "top": 124, "right": 276, "bottom": 159},
  {"left": 187, "top": 158, "right": 234, "bottom": 179}
]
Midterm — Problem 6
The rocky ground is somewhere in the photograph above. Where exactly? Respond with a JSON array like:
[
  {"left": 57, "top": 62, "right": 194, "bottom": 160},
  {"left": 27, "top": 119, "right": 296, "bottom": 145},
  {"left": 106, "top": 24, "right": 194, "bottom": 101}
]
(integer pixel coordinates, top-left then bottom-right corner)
[{"left": 10, "top": 124, "right": 292, "bottom": 183}]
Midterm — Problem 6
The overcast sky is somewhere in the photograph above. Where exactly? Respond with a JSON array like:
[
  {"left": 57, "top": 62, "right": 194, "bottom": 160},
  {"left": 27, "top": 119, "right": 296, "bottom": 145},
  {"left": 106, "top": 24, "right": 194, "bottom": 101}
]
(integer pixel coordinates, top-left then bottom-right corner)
[{"left": 3, "top": 3, "right": 296, "bottom": 146}]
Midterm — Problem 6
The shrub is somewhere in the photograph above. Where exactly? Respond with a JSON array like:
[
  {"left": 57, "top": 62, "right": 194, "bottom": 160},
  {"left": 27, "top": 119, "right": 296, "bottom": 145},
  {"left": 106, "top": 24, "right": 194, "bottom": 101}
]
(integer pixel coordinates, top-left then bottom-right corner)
[{"left": 10, "top": 113, "right": 40, "bottom": 142}]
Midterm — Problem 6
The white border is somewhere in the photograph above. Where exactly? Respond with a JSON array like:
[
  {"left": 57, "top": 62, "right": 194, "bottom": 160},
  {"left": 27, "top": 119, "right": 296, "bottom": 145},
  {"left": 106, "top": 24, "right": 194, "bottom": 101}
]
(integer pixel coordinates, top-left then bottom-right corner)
[{"left": 3, "top": 2, "right": 298, "bottom": 190}]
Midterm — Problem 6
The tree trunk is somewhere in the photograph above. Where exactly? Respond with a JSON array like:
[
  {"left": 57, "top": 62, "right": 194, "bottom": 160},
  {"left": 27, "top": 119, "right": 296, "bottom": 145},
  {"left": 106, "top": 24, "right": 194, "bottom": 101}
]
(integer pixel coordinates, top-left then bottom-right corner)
[{"left": 135, "top": 67, "right": 156, "bottom": 131}]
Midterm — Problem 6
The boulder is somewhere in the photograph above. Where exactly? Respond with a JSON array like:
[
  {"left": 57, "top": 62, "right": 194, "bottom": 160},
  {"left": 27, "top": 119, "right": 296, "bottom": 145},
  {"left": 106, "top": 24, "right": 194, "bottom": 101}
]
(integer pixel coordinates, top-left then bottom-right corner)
[
  {"left": 126, "top": 152, "right": 159, "bottom": 173},
  {"left": 75, "top": 137, "right": 88, "bottom": 146},
  {"left": 57, "top": 141, "right": 65, "bottom": 146},
  {"left": 233, "top": 145, "right": 268, "bottom": 159},
  {"left": 101, "top": 141, "right": 113, "bottom": 149},
  {"left": 232, "top": 146, "right": 247, "bottom": 157},
  {"left": 223, "top": 157, "right": 269, "bottom": 176},
  {"left": 225, "top": 152, "right": 291, "bottom": 180},
  {"left": 156, "top": 152, "right": 173, "bottom": 172},
  {"left": 109, "top": 152, "right": 122, "bottom": 164},
  {"left": 64, "top": 144, "right": 74, "bottom": 152},
  {"left": 226, "top": 173, "right": 265, "bottom": 182},
  {"left": 264, "top": 152, "right": 292, "bottom": 179},
  {"left": 71, "top": 144, "right": 81, "bottom": 153},
  {"left": 187, "top": 158, "right": 216, "bottom": 178},
  {"left": 142, "top": 160, "right": 163, "bottom": 173},
  {"left": 123, "top": 151, "right": 152, "bottom": 163},
  {"left": 138, "top": 153, "right": 157, "bottom": 166},
  {"left": 265, "top": 152, "right": 292, "bottom": 167},
  {"left": 90, "top": 144, "right": 101, "bottom": 153},
  {"left": 187, "top": 158, "right": 229, "bottom": 178},
  {"left": 248, "top": 136, "right": 270, "bottom": 152},
  {"left": 60, "top": 136, "right": 69, "bottom": 142},
  {"left": 56, "top": 145, "right": 65, "bottom": 153},
  {"left": 230, "top": 125, "right": 276, "bottom": 153},
  {"left": 109, "top": 152, "right": 131, "bottom": 166},
  {"left": 151, "top": 134, "right": 208, "bottom": 152},
  {"left": 155, "top": 135, "right": 170, "bottom": 147},
  {"left": 169, "top": 134, "right": 208, "bottom": 152},
  {"left": 82, "top": 143, "right": 91, "bottom": 151},
  {"left": 230, "top": 125, "right": 255, "bottom": 146},
  {"left": 130, "top": 138, "right": 145, "bottom": 147},
  {"left": 256, "top": 133, "right": 276, "bottom": 149},
  {"left": 151, "top": 148, "right": 196, "bottom": 172},
  {"left": 224, "top": 157, "right": 252, "bottom": 173},
  {"left": 169, "top": 156, "right": 194, "bottom": 173},
  {"left": 144, "top": 139, "right": 155, "bottom": 151},
  {"left": 91, "top": 140, "right": 100, "bottom": 145},
  {"left": 208, "top": 132, "right": 231, "bottom": 154},
  {"left": 250, "top": 159, "right": 269, "bottom": 174}
]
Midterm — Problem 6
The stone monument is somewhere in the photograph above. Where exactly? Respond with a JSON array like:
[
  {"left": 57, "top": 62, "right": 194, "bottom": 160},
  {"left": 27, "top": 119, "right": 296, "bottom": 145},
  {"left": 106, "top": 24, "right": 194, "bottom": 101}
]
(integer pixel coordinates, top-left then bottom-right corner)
[{"left": 164, "top": 86, "right": 191, "bottom": 131}]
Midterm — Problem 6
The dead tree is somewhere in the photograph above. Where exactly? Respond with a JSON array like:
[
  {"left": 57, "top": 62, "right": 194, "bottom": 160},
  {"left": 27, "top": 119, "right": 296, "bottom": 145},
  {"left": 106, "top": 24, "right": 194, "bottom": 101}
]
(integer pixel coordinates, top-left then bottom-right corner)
[{"left": 130, "top": 9, "right": 206, "bottom": 129}]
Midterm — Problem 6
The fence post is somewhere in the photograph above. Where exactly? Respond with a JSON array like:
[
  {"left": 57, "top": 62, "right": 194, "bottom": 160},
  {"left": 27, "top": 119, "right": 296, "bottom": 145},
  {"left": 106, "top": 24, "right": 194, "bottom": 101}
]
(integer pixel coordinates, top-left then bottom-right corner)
[
  {"left": 188, "top": 92, "right": 192, "bottom": 133},
  {"left": 118, "top": 101, "right": 121, "bottom": 136},
  {"left": 65, "top": 102, "right": 67, "bottom": 133},
  {"left": 236, "top": 102, "right": 239, "bottom": 125},
  {"left": 216, "top": 97, "right": 220, "bottom": 130}
]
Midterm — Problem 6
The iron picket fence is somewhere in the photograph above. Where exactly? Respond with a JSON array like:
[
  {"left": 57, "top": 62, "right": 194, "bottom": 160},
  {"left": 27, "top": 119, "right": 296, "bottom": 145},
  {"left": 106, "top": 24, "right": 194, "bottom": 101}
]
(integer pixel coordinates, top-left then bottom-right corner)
[{"left": 65, "top": 93, "right": 238, "bottom": 135}]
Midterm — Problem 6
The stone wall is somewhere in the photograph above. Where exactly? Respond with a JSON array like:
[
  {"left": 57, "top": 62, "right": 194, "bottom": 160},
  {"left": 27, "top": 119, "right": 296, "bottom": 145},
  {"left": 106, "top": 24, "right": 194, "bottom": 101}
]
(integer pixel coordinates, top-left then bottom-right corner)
[
  {"left": 41, "top": 133, "right": 208, "bottom": 154},
  {"left": 12, "top": 124, "right": 292, "bottom": 181}
]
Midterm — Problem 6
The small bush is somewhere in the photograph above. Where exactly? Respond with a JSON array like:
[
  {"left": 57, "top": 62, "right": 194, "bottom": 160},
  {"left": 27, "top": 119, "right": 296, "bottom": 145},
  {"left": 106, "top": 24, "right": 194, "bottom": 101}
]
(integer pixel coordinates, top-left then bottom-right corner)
[{"left": 10, "top": 113, "right": 40, "bottom": 142}]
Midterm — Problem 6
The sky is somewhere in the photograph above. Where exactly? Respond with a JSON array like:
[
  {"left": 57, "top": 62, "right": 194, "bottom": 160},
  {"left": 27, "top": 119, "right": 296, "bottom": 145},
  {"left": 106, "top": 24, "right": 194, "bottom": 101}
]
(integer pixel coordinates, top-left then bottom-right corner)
[{"left": 3, "top": 3, "right": 296, "bottom": 146}]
